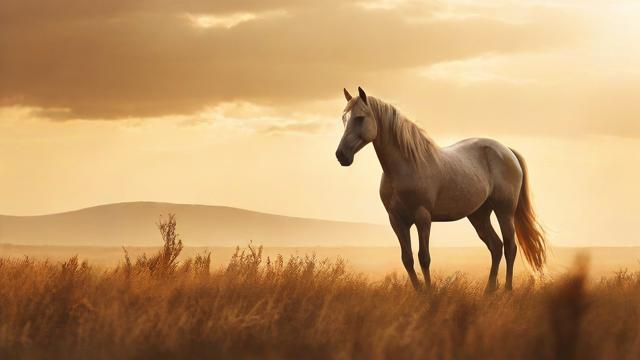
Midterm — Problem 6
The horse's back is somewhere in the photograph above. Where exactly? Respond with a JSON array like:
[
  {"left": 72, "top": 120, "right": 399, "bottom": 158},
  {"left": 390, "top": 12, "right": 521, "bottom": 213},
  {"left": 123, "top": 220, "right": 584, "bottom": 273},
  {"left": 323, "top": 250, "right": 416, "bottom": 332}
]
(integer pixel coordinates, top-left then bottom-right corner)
[
  {"left": 442, "top": 138, "right": 523, "bottom": 210},
  {"left": 443, "top": 138, "right": 519, "bottom": 172}
]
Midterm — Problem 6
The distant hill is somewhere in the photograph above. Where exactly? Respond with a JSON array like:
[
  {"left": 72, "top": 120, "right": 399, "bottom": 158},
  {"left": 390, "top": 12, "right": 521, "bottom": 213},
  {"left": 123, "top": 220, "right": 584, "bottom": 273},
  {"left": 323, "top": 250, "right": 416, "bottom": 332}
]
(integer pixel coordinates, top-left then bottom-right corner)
[{"left": 0, "top": 202, "right": 395, "bottom": 247}]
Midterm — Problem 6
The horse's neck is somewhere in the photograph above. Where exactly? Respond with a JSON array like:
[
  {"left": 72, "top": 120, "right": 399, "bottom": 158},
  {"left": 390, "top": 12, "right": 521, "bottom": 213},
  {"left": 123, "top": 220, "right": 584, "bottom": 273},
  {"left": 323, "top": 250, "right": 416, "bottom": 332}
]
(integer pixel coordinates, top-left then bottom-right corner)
[
  {"left": 372, "top": 130, "right": 409, "bottom": 176},
  {"left": 372, "top": 112, "right": 440, "bottom": 178}
]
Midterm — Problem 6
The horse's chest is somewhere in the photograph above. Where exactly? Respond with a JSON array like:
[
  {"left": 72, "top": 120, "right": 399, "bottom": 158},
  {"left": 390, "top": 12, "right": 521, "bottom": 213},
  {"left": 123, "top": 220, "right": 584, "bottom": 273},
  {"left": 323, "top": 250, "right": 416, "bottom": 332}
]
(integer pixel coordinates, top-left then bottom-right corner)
[{"left": 387, "top": 178, "right": 437, "bottom": 211}]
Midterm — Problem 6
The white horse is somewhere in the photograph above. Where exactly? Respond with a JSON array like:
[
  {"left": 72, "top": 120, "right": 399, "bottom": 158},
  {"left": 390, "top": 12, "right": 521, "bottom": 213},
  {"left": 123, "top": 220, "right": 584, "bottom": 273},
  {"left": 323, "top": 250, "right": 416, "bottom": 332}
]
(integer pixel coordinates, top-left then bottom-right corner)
[{"left": 335, "top": 87, "right": 546, "bottom": 292}]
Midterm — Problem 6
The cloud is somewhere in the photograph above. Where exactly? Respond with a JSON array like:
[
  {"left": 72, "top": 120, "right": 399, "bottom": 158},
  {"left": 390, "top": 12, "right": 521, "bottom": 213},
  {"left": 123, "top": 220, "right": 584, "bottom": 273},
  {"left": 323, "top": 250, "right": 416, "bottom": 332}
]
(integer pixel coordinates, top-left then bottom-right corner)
[
  {"left": 0, "top": 0, "right": 584, "bottom": 120},
  {"left": 185, "top": 10, "right": 288, "bottom": 29},
  {"left": 261, "top": 120, "right": 329, "bottom": 135},
  {"left": 420, "top": 54, "right": 543, "bottom": 86}
]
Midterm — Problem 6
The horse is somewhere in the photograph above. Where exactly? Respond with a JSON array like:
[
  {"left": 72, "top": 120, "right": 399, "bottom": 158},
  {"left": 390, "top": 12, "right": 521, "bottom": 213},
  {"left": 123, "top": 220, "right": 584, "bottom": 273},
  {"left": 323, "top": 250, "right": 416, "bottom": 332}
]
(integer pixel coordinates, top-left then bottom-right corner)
[{"left": 335, "top": 87, "right": 547, "bottom": 292}]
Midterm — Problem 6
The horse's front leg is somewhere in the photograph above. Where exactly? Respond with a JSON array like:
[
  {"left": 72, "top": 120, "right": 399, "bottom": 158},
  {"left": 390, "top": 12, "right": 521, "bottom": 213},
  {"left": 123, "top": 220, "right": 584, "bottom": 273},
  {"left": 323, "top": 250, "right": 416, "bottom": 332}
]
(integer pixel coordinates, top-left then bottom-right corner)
[
  {"left": 415, "top": 208, "right": 432, "bottom": 288},
  {"left": 388, "top": 213, "right": 420, "bottom": 290}
]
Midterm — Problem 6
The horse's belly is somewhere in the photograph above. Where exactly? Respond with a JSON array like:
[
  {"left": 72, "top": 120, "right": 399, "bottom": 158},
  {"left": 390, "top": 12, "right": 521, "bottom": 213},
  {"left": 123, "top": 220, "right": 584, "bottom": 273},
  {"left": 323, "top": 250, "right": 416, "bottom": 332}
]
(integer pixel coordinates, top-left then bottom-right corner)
[
  {"left": 431, "top": 200, "right": 483, "bottom": 222},
  {"left": 389, "top": 184, "right": 484, "bottom": 222},
  {"left": 431, "top": 184, "right": 490, "bottom": 221},
  {"left": 383, "top": 173, "right": 490, "bottom": 222}
]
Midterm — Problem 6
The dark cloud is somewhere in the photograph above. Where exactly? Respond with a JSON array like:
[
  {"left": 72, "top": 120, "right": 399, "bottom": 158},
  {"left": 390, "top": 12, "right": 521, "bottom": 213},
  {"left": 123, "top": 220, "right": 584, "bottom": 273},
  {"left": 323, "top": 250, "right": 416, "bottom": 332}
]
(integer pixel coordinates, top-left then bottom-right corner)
[{"left": 0, "top": 0, "right": 582, "bottom": 120}]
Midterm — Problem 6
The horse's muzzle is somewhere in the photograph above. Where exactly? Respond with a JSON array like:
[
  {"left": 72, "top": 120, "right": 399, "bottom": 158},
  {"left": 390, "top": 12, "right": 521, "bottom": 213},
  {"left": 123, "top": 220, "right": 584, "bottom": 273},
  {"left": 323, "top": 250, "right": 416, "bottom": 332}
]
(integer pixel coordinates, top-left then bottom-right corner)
[{"left": 335, "top": 149, "right": 353, "bottom": 166}]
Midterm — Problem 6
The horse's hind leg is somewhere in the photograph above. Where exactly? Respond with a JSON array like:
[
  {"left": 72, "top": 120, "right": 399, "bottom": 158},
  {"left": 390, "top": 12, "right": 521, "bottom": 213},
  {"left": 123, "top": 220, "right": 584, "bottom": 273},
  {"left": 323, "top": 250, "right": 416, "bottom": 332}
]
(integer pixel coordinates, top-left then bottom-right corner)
[
  {"left": 468, "top": 205, "right": 503, "bottom": 293},
  {"left": 496, "top": 211, "right": 516, "bottom": 290}
]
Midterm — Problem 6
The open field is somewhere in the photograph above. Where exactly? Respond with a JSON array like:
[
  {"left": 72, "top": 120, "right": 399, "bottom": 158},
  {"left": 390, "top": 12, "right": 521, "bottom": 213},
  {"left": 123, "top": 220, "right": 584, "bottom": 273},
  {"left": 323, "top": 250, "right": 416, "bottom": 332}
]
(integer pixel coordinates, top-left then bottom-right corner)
[
  {"left": 1, "top": 217, "right": 639, "bottom": 359},
  {"left": 1, "top": 245, "right": 639, "bottom": 359}
]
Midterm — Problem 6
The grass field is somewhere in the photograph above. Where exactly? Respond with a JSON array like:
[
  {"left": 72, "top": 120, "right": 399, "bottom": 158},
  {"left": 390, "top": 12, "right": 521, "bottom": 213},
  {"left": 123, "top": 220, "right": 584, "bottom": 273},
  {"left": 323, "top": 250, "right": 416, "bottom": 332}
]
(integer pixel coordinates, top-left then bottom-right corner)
[{"left": 1, "top": 216, "right": 639, "bottom": 359}]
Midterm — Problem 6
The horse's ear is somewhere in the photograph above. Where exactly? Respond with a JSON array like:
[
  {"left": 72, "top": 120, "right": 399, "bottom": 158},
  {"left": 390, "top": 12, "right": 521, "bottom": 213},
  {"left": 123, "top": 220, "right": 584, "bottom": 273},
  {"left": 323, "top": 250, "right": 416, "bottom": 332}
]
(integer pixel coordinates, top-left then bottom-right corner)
[
  {"left": 358, "top": 86, "right": 367, "bottom": 104},
  {"left": 343, "top": 88, "right": 352, "bottom": 101}
]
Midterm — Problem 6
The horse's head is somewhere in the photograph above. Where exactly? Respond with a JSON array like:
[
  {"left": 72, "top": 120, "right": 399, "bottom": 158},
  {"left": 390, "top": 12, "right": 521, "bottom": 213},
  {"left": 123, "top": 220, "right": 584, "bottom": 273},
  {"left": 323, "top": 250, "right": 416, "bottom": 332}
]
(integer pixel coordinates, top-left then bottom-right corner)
[{"left": 335, "top": 87, "right": 377, "bottom": 166}]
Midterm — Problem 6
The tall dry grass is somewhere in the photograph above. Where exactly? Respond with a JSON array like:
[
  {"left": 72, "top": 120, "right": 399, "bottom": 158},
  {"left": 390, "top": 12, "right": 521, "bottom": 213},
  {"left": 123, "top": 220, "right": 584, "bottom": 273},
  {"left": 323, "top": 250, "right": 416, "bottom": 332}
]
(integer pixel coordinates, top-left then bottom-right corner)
[{"left": 0, "top": 215, "right": 638, "bottom": 359}]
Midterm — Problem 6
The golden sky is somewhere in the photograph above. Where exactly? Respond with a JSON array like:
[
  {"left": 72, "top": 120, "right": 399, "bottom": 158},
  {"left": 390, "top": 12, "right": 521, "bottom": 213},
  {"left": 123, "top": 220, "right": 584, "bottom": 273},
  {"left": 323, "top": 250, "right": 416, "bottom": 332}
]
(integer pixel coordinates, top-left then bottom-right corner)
[{"left": 1, "top": 0, "right": 639, "bottom": 246}]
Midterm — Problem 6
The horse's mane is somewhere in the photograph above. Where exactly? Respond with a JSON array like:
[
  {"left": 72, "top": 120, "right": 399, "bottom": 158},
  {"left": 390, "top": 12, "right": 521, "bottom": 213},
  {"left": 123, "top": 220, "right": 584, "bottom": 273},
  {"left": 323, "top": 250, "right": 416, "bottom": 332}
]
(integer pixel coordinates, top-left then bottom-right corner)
[{"left": 368, "top": 96, "right": 438, "bottom": 164}]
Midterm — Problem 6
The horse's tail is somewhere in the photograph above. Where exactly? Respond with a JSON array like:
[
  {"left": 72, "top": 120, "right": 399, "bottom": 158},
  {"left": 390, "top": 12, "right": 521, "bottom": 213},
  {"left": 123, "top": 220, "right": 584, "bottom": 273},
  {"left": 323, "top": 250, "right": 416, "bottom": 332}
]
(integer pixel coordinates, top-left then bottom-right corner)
[{"left": 510, "top": 148, "right": 547, "bottom": 272}]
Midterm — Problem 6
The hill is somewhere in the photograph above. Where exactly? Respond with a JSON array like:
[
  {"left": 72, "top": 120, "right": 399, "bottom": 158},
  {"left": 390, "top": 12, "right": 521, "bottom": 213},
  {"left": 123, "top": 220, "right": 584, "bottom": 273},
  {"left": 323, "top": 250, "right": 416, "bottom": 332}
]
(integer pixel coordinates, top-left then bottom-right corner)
[{"left": 0, "top": 202, "right": 394, "bottom": 247}]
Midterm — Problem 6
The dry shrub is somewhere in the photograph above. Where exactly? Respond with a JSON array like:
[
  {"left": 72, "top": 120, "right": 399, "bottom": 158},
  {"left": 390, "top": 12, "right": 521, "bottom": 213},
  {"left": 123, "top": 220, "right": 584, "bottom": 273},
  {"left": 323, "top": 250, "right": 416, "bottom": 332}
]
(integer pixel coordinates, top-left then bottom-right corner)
[
  {"left": 122, "top": 214, "right": 196, "bottom": 277},
  {"left": 0, "top": 217, "right": 638, "bottom": 359}
]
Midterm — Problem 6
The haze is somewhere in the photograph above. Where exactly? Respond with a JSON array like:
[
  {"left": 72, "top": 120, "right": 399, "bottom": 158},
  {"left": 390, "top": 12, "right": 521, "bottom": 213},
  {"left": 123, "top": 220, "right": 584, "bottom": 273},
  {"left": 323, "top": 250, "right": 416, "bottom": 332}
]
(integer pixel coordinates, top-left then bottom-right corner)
[{"left": 1, "top": 0, "right": 639, "bottom": 247}]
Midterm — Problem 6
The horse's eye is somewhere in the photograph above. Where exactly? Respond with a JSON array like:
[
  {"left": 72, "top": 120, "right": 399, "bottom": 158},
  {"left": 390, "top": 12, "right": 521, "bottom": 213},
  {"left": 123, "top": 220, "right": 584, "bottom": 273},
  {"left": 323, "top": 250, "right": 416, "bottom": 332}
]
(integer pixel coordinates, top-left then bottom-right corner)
[{"left": 353, "top": 116, "right": 365, "bottom": 123}]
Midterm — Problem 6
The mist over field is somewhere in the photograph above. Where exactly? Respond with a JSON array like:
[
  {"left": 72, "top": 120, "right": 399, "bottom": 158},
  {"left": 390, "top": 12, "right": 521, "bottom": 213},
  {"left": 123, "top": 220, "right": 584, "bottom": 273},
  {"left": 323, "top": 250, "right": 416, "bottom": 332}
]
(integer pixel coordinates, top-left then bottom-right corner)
[{"left": 3, "top": 244, "right": 639, "bottom": 281}]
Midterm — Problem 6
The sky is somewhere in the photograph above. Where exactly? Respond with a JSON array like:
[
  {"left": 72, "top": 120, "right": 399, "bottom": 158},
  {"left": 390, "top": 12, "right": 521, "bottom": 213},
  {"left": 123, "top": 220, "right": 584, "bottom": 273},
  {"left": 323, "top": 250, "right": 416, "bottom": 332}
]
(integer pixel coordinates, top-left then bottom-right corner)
[{"left": 1, "top": 0, "right": 639, "bottom": 246}]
